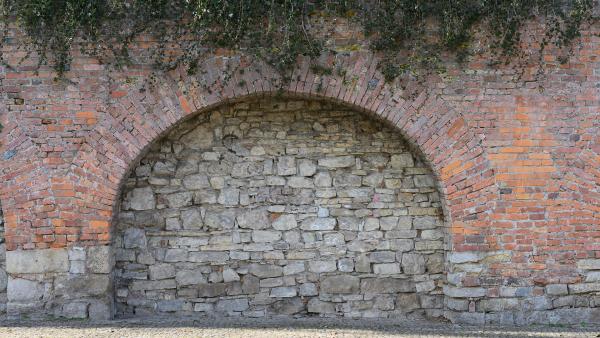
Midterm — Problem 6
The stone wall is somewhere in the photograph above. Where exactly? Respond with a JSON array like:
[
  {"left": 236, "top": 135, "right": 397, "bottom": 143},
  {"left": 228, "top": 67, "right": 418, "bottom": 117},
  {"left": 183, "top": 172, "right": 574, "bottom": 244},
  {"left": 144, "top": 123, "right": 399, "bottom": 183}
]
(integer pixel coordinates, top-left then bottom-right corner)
[{"left": 115, "top": 98, "right": 446, "bottom": 319}]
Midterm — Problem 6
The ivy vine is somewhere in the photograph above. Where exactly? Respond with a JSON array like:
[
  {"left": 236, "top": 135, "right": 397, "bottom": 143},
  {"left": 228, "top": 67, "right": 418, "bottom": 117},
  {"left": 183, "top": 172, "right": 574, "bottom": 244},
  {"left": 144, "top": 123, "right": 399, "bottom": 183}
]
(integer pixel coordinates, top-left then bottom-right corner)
[{"left": 0, "top": 0, "right": 596, "bottom": 84}]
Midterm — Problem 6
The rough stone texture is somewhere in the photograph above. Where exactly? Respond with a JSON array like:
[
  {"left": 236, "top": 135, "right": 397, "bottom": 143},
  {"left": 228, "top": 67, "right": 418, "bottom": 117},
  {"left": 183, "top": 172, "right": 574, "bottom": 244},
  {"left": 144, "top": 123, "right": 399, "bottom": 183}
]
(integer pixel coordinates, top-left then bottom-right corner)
[
  {"left": 114, "top": 99, "right": 444, "bottom": 319},
  {"left": 2, "top": 19, "right": 600, "bottom": 324}
]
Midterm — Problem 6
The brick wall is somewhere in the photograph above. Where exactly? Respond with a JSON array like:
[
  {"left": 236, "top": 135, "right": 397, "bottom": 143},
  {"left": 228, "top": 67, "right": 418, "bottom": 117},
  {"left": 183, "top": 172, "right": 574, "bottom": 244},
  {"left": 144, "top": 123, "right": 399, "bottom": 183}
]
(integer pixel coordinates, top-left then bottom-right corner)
[{"left": 0, "top": 20, "right": 599, "bottom": 323}]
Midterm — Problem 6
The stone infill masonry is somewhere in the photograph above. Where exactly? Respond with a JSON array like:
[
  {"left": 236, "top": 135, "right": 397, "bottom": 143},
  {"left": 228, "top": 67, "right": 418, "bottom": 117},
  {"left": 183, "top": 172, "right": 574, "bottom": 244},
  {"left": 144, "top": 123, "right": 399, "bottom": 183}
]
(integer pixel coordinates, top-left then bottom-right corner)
[{"left": 115, "top": 98, "right": 445, "bottom": 319}]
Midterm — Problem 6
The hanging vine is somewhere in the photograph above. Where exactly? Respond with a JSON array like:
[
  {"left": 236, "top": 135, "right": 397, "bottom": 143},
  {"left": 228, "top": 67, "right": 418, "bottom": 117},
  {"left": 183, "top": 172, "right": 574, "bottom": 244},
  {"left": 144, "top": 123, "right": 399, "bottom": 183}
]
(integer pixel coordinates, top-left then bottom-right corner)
[{"left": 0, "top": 0, "right": 596, "bottom": 83}]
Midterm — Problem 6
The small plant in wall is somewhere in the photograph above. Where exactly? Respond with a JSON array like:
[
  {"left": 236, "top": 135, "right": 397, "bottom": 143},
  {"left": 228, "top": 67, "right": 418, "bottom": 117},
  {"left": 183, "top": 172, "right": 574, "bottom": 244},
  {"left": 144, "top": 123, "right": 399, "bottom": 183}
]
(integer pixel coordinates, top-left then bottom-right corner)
[{"left": 0, "top": 0, "right": 596, "bottom": 84}]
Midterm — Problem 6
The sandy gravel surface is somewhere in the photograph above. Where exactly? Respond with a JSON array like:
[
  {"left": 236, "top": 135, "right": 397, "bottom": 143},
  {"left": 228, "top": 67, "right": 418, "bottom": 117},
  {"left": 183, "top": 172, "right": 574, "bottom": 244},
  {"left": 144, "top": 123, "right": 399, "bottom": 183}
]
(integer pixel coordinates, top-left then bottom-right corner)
[{"left": 0, "top": 317, "right": 598, "bottom": 338}]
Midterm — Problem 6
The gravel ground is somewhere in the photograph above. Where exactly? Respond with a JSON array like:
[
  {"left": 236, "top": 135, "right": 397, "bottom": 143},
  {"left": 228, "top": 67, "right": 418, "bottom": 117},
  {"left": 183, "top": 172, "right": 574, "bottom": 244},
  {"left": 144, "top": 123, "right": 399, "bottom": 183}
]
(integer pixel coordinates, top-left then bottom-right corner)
[{"left": 0, "top": 317, "right": 599, "bottom": 338}]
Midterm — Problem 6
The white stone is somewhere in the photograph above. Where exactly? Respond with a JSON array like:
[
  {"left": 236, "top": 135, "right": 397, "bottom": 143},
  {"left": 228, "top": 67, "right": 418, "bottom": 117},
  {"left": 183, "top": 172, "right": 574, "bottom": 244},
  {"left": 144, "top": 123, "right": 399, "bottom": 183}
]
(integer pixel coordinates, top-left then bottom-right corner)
[
  {"left": 223, "top": 268, "right": 240, "bottom": 282},
  {"left": 308, "top": 260, "right": 337, "bottom": 273},
  {"left": 298, "top": 159, "right": 317, "bottom": 176},
  {"left": 270, "top": 287, "right": 297, "bottom": 298},
  {"left": 272, "top": 214, "right": 297, "bottom": 230},
  {"left": 300, "top": 217, "right": 336, "bottom": 231},
  {"left": 6, "top": 248, "right": 69, "bottom": 274}
]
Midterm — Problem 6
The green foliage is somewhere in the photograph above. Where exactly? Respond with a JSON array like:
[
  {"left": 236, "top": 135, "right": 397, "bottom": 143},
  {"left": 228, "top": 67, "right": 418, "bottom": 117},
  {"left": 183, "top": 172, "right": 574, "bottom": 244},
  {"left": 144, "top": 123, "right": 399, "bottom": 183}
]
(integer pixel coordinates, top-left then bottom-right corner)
[{"left": 0, "top": 0, "right": 596, "bottom": 82}]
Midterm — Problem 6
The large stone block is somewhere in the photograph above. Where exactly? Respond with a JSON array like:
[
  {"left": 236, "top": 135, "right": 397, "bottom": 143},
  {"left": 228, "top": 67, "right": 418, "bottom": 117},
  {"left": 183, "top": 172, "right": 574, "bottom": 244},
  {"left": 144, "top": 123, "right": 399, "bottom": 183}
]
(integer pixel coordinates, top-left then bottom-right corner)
[
  {"left": 321, "top": 275, "right": 360, "bottom": 294},
  {"left": 127, "top": 187, "right": 155, "bottom": 210},
  {"left": 6, "top": 248, "right": 69, "bottom": 274},
  {"left": 87, "top": 245, "right": 113, "bottom": 274},
  {"left": 7, "top": 277, "right": 44, "bottom": 302},
  {"left": 361, "top": 278, "right": 415, "bottom": 294}
]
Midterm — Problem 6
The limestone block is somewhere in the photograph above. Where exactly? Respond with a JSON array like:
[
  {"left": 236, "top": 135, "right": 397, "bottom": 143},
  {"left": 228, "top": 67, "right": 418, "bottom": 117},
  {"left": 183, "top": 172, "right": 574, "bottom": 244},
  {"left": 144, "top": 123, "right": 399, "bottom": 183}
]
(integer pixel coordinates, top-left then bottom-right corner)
[
  {"left": 307, "top": 299, "right": 335, "bottom": 313},
  {"left": 123, "top": 228, "right": 147, "bottom": 249},
  {"left": 216, "top": 298, "right": 249, "bottom": 312},
  {"left": 6, "top": 248, "right": 69, "bottom": 274},
  {"left": 149, "top": 264, "right": 176, "bottom": 280},
  {"left": 361, "top": 278, "right": 415, "bottom": 294},
  {"left": 300, "top": 217, "right": 336, "bottom": 231},
  {"left": 237, "top": 209, "right": 270, "bottom": 229},
  {"left": 390, "top": 154, "right": 414, "bottom": 168},
  {"left": 87, "top": 245, "right": 113, "bottom": 274},
  {"left": 270, "top": 287, "right": 297, "bottom": 298},
  {"left": 318, "top": 156, "right": 355, "bottom": 168},
  {"left": 62, "top": 302, "right": 89, "bottom": 319},
  {"left": 272, "top": 214, "right": 297, "bottom": 230},
  {"left": 249, "top": 264, "right": 283, "bottom": 278},
  {"left": 128, "top": 187, "right": 155, "bottom": 210},
  {"left": 321, "top": 276, "right": 360, "bottom": 294},
  {"left": 298, "top": 159, "right": 317, "bottom": 176},
  {"left": 277, "top": 156, "right": 296, "bottom": 176},
  {"left": 176, "top": 270, "right": 206, "bottom": 286},
  {"left": 308, "top": 260, "right": 337, "bottom": 273},
  {"left": 7, "top": 277, "right": 44, "bottom": 301}
]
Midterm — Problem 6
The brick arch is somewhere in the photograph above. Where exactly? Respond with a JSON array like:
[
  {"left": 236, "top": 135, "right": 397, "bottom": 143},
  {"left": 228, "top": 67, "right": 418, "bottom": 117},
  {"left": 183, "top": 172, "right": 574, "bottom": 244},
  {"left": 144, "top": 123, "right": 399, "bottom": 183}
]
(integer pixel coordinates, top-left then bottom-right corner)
[{"left": 56, "top": 53, "right": 498, "bottom": 255}]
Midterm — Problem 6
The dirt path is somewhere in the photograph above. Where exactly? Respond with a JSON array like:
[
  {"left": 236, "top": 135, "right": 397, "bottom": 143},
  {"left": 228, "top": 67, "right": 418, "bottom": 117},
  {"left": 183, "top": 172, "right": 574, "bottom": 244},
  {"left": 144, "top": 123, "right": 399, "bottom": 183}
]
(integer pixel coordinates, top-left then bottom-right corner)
[{"left": 0, "top": 317, "right": 598, "bottom": 338}]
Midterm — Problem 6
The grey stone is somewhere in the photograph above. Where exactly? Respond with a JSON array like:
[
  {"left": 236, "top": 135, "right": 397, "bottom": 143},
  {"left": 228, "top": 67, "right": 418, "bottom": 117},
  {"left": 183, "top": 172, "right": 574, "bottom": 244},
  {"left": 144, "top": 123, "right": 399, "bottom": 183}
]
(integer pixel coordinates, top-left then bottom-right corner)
[
  {"left": 307, "top": 299, "right": 335, "bottom": 313},
  {"left": 401, "top": 253, "right": 426, "bottom": 275},
  {"left": 324, "top": 233, "right": 345, "bottom": 246},
  {"left": 0, "top": 268, "right": 8, "bottom": 291},
  {"left": 242, "top": 275, "right": 260, "bottom": 294},
  {"left": 123, "top": 228, "right": 147, "bottom": 249},
  {"left": 300, "top": 217, "right": 336, "bottom": 231},
  {"left": 176, "top": 270, "right": 206, "bottom": 286},
  {"left": 223, "top": 268, "right": 240, "bottom": 282},
  {"left": 338, "top": 217, "right": 360, "bottom": 231},
  {"left": 308, "top": 260, "right": 337, "bottom": 273},
  {"left": 54, "top": 275, "right": 111, "bottom": 297},
  {"left": 569, "top": 282, "right": 600, "bottom": 294},
  {"left": 270, "top": 287, "right": 297, "bottom": 297},
  {"left": 448, "top": 251, "right": 480, "bottom": 264},
  {"left": 204, "top": 209, "right": 236, "bottom": 230},
  {"left": 272, "top": 214, "right": 297, "bottom": 230},
  {"left": 249, "top": 264, "right": 283, "bottom": 278},
  {"left": 390, "top": 154, "right": 414, "bottom": 168},
  {"left": 88, "top": 301, "right": 111, "bottom": 320},
  {"left": 577, "top": 259, "right": 600, "bottom": 270},
  {"left": 153, "top": 161, "right": 176, "bottom": 175},
  {"left": 188, "top": 251, "right": 229, "bottom": 263},
  {"left": 288, "top": 176, "right": 314, "bottom": 188},
  {"left": 414, "top": 175, "right": 435, "bottom": 187},
  {"left": 299, "top": 283, "right": 318, "bottom": 296},
  {"left": 149, "top": 263, "right": 176, "bottom": 280},
  {"left": 6, "top": 248, "right": 69, "bottom": 273},
  {"left": 194, "top": 303, "right": 214, "bottom": 312},
  {"left": 443, "top": 285, "right": 486, "bottom": 298},
  {"left": 68, "top": 247, "right": 86, "bottom": 261},
  {"left": 314, "top": 172, "right": 332, "bottom": 187},
  {"left": 252, "top": 230, "right": 282, "bottom": 242},
  {"left": 87, "top": 245, "right": 113, "bottom": 274},
  {"left": 373, "top": 263, "right": 401, "bottom": 274},
  {"left": 298, "top": 159, "right": 317, "bottom": 176},
  {"left": 181, "top": 208, "right": 203, "bottom": 230},
  {"left": 62, "top": 302, "right": 88, "bottom": 319},
  {"left": 338, "top": 258, "right": 354, "bottom": 272},
  {"left": 183, "top": 174, "right": 210, "bottom": 189},
  {"left": 546, "top": 284, "right": 568, "bottom": 296},
  {"left": 396, "top": 293, "right": 420, "bottom": 312},
  {"left": 157, "top": 300, "right": 183, "bottom": 312},
  {"left": 237, "top": 209, "right": 270, "bottom": 229},
  {"left": 164, "top": 249, "right": 188, "bottom": 262},
  {"left": 198, "top": 283, "right": 229, "bottom": 297},
  {"left": 283, "top": 262, "right": 305, "bottom": 275},
  {"left": 321, "top": 276, "right": 360, "bottom": 294},
  {"left": 180, "top": 124, "right": 214, "bottom": 150},
  {"left": 318, "top": 156, "right": 355, "bottom": 168},
  {"left": 128, "top": 187, "right": 155, "bottom": 210},
  {"left": 166, "top": 192, "right": 193, "bottom": 208},
  {"left": 216, "top": 298, "right": 249, "bottom": 312},
  {"left": 361, "top": 278, "right": 415, "bottom": 294},
  {"left": 7, "top": 278, "right": 44, "bottom": 301},
  {"left": 218, "top": 188, "right": 240, "bottom": 206},
  {"left": 270, "top": 298, "right": 305, "bottom": 314},
  {"left": 277, "top": 156, "right": 296, "bottom": 176},
  {"left": 70, "top": 260, "right": 85, "bottom": 274}
]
